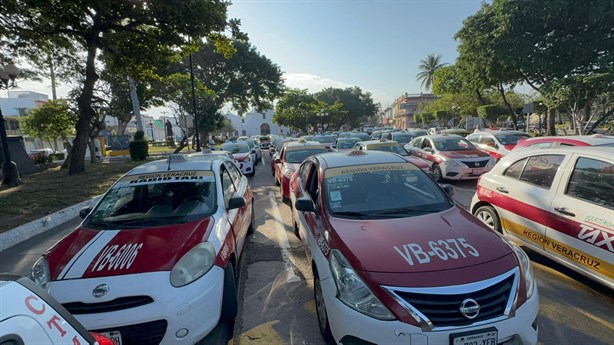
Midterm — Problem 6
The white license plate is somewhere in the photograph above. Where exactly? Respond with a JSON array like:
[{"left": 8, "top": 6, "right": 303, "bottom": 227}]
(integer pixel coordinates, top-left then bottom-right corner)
[
  {"left": 452, "top": 329, "right": 497, "bottom": 345},
  {"left": 100, "top": 331, "right": 122, "bottom": 345},
  {"left": 472, "top": 169, "right": 484, "bottom": 175}
]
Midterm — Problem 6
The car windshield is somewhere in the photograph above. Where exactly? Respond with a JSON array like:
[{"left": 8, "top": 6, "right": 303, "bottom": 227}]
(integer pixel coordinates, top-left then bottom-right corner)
[
  {"left": 86, "top": 175, "right": 216, "bottom": 228},
  {"left": 433, "top": 138, "right": 475, "bottom": 151},
  {"left": 221, "top": 143, "right": 250, "bottom": 154},
  {"left": 324, "top": 163, "right": 451, "bottom": 218},
  {"left": 302, "top": 136, "right": 316, "bottom": 141},
  {"left": 285, "top": 148, "right": 328, "bottom": 163},
  {"left": 316, "top": 136, "right": 335, "bottom": 143},
  {"left": 245, "top": 139, "right": 256, "bottom": 148},
  {"left": 259, "top": 136, "right": 269, "bottom": 142},
  {"left": 494, "top": 133, "right": 531, "bottom": 145},
  {"left": 336, "top": 138, "right": 359, "bottom": 149},
  {"left": 368, "top": 144, "right": 408, "bottom": 156},
  {"left": 350, "top": 133, "right": 370, "bottom": 141},
  {"left": 392, "top": 134, "right": 415, "bottom": 144}
]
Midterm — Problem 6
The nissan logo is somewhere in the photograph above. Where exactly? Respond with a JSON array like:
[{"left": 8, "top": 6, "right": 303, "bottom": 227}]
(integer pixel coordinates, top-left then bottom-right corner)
[
  {"left": 92, "top": 284, "right": 109, "bottom": 298},
  {"left": 459, "top": 298, "right": 480, "bottom": 319},
  {"left": 475, "top": 162, "right": 480, "bottom": 167}
]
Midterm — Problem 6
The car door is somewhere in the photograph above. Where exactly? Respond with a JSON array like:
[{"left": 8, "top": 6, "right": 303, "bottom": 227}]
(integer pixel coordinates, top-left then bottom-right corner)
[
  {"left": 493, "top": 153, "right": 567, "bottom": 253},
  {"left": 220, "top": 163, "right": 243, "bottom": 256},
  {"left": 292, "top": 161, "right": 313, "bottom": 242},
  {"left": 225, "top": 161, "right": 251, "bottom": 256},
  {"left": 545, "top": 153, "right": 614, "bottom": 285},
  {"left": 302, "top": 163, "right": 328, "bottom": 257}
]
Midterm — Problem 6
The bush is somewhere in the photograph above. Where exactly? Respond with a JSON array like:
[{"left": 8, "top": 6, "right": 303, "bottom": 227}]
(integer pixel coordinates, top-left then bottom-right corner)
[
  {"left": 49, "top": 152, "right": 65, "bottom": 161},
  {"left": 129, "top": 130, "right": 149, "bottom": 161}
]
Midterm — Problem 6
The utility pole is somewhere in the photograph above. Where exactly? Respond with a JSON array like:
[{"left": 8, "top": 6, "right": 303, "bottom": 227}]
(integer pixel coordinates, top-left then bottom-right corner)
[{"left": 127, "top": 76, "right": 143, "bottom": 132}]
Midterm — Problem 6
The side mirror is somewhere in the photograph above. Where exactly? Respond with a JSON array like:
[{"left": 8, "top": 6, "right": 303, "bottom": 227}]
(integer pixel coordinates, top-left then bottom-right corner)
[
  {"left": 295, "top": 196, "right": 315, "bottom": 212},
  {"left": 228, "top": 195, "right": 246, "bottom": 210},
  {"left": 274, "top": 158, "right": 281, "bottom": 163},
  {"left": 79, "top": 206, "right": 92, "bottom": 219},
  {"left": 442, "top": 184, "right": 455, "bottom": 196},
  {"left": 332, "top": 145, "right": 336, "bottom": 149},
  {"left": 251, "top": 149, "right": 256, "bottom": 154}
]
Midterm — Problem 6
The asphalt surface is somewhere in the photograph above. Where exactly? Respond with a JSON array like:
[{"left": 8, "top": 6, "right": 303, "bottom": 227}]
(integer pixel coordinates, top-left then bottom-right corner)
[{"left": 1, "top": 154, "right": 612, "bottom": 345}]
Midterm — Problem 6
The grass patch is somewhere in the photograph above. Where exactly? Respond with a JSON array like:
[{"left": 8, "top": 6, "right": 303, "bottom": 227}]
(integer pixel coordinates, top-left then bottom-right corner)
[{"left": 0, "top": 159, "right": 147, "bottom": 233}]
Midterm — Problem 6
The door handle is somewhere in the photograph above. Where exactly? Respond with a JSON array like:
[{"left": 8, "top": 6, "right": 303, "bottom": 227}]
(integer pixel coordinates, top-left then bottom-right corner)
[
  {"left": 554, "top": 207, "right": 576, "bottom": 217},
  {"left": 496, "top": 187, "right": 509, "bottom": 194}
]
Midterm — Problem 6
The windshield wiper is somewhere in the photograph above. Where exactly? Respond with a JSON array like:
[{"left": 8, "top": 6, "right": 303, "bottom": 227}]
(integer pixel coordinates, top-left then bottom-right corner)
[{"left": 372, "top": 207, "right": 435, "bottom": 215}]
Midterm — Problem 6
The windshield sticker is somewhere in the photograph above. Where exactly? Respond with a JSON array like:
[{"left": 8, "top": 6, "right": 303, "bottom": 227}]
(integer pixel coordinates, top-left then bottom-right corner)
[
  {"left": 326, "top": 163, "right": 415, "bottom": 177},
  {"left": 118, "top": 171, "right": 215, "bottom": 186},
  {"left": 330, "top": 201, "right": 342, "bottom": 209},
  {"left": 394, "top": 238, "right": 479, "bottom": 265},
  {"left": 330, "top": 191, "right": 342, "bottom": 202}
]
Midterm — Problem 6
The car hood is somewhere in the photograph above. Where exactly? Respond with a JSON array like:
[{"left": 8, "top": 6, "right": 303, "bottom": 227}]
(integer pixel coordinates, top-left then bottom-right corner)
[
  {"left": 503, "top": 144, "right": 515, "bottom": 151},
  {"left": 329, "top": 206, "right": 511, "bottom": 273},
  {"left": 233, "top": 153, "right": 250, "bottom": 161},
  {"left": 46, "top": 217, "right": 212, "bottom": 280},
  {"left": 438, "top": 149, "right": 490, "bottom": 159},
  {"left": 402, "top": 156, "right": 429, "bottom": 170}
]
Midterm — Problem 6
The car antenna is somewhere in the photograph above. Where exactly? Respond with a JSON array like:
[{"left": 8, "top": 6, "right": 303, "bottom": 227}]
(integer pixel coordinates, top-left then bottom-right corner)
[{"left": 167, "top": 155, "right": 172, "bottom": 171}]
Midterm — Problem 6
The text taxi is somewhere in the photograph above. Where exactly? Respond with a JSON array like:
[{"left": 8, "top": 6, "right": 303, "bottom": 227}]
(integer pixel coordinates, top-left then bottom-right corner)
[
  {"left": 30, "top": 154, "right": 255, "bottom": 344},
  {"left": 289, "top": 150, "right": 539, "bottom": 345},
  {"left": 471, "top": 146, "right": 614, "bottom": 289}
]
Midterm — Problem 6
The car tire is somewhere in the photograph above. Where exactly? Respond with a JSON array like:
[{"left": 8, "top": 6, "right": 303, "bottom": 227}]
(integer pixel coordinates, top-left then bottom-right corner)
[
  {"left": 314, "top": 269, "right": 334, "bottom": 344},
  {"left": 220, "top": 264, "right": 238, "bottom": 322},
  {"left": 432, "top": 164, "right": 443, "bottom": 182},
  {"left": 247, "top": 201, "right": 255, "bottom": 235},
  {"left": 248, "top": 166, "right": 256, "bottom": 177},
  {"left": 474, "top": 205, "right": 502, "bottom": 233}
]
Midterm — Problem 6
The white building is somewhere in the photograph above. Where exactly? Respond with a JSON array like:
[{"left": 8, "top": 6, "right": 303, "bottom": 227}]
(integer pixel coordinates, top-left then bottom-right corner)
[
  {"left": 222, "top": 110, "right": 290, "bottom": 137},
  {"left": 0, "top": 91, "right": 49, "bottom": 151}
]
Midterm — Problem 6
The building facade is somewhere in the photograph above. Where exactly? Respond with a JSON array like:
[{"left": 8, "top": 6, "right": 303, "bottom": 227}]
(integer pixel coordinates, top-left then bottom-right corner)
[
  {"left": 0, "top": 91, "right": 49, "bottom": 152},
  {"left": 392, "top": 93, "right": 437, "bottom": 129},
  {"left": 222, "top": 110, "right": 290, "bottom": 138}
]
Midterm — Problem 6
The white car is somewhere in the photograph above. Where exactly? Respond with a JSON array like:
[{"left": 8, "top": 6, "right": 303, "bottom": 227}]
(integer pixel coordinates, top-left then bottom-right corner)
[
  {"left": 471, "top": 146, "right": 614, "bottom": 289},
  {"left": 221, "top": 141, "right": 255, "bottom": 176},
  {"left": 0, "top": 276, "right": 113, "bottom": 345},
  {"left": 30, "top": 153, "right": 255, "bottom": 345}
]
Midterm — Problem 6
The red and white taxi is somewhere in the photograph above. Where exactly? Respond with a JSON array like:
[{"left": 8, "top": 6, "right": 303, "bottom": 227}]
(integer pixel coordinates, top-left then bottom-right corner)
[
  {"left": 466, "top": 130, "right": 531, "bottom": 161},
  {"left": 352, "top": 139, "right": 431, "bottom": 173},
  {"left": 221, "top": 141, "right": 255, "bottom": 176},
  {"left": 274, "top": 139, "right": 327, "bottom": 202},
  {"left": 471, "top": 146, "right": 614, "bottom": 289},
  {"left": 30, "top": 153, "right": 254, "bottom": 345},
  {"left": 513, "top": 134, "right": 614, "bottom": 150},
  {"left": 289, "top": 150, "right": 539, "bottom": 345},
  {"left": 406, "top": 134, "right": 496, "bottom": 182}
]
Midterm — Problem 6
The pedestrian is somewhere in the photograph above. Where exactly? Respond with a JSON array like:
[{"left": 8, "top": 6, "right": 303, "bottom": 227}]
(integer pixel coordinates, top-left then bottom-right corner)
[{"left": 209, "top": 135, "right": 216, "bottom": 148}]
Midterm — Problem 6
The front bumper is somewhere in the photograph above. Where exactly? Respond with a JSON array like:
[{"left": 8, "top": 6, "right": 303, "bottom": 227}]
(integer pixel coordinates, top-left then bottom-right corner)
[
  {"left": 48, "top": 269, "right": 224, "bottom": 344},
  {"left": 441, "top": 164, "right": 493, "bottom": 180},
  {"left": 321, "top": 275, "right": 539, "bottom": 345},
  {"left": 238, "top": 161, "right": 254, "bottom": 175}
]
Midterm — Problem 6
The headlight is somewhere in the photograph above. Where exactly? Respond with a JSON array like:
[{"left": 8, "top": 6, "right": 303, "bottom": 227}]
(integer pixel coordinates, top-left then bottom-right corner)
[
  {"left": 511, "top": 244, "right": 535, "bottom": 299},
  {"left": 283, "top": 169, "right": 295, "bottom": 178},
  {"left": 330, "top": 250, "right": 395, "bottom": 320},
  {"left": 244, "top": 156, "right": 251, "bottom": 162},
  {"left": 31, "top": 256, "right": 51, "bottom": 290},
  {"left": 443, "top": 159, "right": 461, "bottom": 167},
  {"left": 486, "top": 157, "right": 496, "bottom": 167},
  {"left": 170, "top": 242, "right": 216, "bottom": 287}
]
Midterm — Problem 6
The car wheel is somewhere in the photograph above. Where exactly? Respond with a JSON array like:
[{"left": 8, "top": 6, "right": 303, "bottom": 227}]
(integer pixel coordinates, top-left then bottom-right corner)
[
  {"left": 247, "top": 201, "right": 255, "bottom": 235},
  {"left": 474, "top": 205, "right": 502, "bottom": 233},
  {"left": 248, "top": 166, "right": 256, "bottom": 177},
  {"left": 220, "top": 264, "right": 238, "bottom": 322},
  {"left": 314, "top": 270, "right": 334, "bottom": 343},
  {"left": 431, "top": 164, "right": 443, "bottom": 182}
]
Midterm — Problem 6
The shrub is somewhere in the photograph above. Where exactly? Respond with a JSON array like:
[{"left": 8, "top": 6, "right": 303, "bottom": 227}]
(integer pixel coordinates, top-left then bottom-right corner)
[
  {"left": 129, "top": 130, "right": 149, "bottom": 161},
  {"left": 49, "top": 152, "right": 65, "bottom": 161}
]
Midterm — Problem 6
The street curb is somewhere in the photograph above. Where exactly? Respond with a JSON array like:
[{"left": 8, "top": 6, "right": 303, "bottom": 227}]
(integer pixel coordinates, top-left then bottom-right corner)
[{"left": 0, "top": 195, "right": 102, "bottom": 252}]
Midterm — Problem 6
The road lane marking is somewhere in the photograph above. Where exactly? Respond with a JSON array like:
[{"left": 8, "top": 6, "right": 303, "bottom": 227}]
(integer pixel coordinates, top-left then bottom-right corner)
[{"left": 268, "top": 191, "right": 301, "bottom": 283}]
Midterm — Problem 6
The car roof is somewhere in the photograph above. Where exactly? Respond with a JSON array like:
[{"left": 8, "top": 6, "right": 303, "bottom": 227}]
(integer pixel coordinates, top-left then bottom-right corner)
[
  {"left": 284, "top": 140, "right": 325, "bottom": 150},
  {"left": 355, "top": 139, "right": 400, "bottom": 147},
  {"left": 505, "top": 145, "right": 614, "bottom": 161},
  {"left": 519, "top": 134, "right": 614, "bottom": 146},
  {"left": 318, "top": 150, "right": 407, "bottom": 169},
  {"left": 125, "top": 153, "right": 226, "bottom": 176},
  {"left": 419, "top": 134, "right": 464, "bottom": 140}
]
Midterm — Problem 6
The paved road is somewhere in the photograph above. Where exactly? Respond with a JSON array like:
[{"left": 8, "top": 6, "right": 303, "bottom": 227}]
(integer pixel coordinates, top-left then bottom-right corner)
[{"left": 1, "top": 155, "right": 612, "bottom": 345}]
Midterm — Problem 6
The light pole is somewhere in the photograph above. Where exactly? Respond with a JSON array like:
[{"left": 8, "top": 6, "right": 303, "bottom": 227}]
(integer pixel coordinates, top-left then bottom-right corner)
[
  {"left": 148, "top": 121, "right": 155, "bottom": 141},
  {"left": 0, "top": 63, "right": 22, "bottom": 187}
]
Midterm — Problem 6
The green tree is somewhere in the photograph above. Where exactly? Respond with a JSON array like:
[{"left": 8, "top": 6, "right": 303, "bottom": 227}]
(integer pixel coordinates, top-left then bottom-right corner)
[
  {"left": 21, "top": 100, "right": 76, "bottom": 151},
  {"left": 1, "top": 0, "right": 236, "bottom": 174},
  {"left": 314, "top": 87, "right": 378, "bottom": 129},
  {"left": 416, "top": 54, "right": 446, "bottom": 91},
  {"left": 477, "top": 105, "right": 504, "bottom": 126},
  {"left": 274, "top": 89, "right": 317, "bottom": 134}
]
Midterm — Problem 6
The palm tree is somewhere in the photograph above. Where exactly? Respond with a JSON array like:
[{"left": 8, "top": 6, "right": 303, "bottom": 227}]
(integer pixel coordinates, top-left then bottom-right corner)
[{"left": 416, "top": 54, "right": 446, "bottom": 91}]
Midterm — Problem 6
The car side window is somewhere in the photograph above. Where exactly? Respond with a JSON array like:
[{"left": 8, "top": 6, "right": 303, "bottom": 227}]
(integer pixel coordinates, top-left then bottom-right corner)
[
  {"left": 518, "top": 155, "right": 565, "bottom": 189},
  {"left": 422, "top": 139, "right": 432, "bottom": 149},
  {"left": 226, "top": 162, "right": 242, "bottom": 186},
  {"left": 299, "top": 162, "right": 312, "bottom": 188},
  {"left": 305, "top": 164, "right": 320, "bottom": 203},
  {"left": 503, "top": 158, "right": 527, "bottom": 180},
  {"left": 467, "top": 134, "right": 479, "bottom": 142},
  {"left": 410, "top": 138, "right": 422, "bottom": 148},
  {"left": 565, "top": 157, "right": 614, "bottom": 209},
  {"left": 220, "top": 166, "right": 236, "bottom": 206}
]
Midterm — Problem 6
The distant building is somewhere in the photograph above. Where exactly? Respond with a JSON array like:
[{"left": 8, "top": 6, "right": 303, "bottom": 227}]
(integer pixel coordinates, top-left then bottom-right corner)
[
  {"left": 0, "top": 91, "right": 49, "bottom": 151},
  {"left": 392, "top": 93, "right": 437, "bottom": 129},
  {"left": 376, "top": 106, "right": 393, "bottom": 127},
  {"left": 222, "top": 110, "right": 290, "bottom": 137}
]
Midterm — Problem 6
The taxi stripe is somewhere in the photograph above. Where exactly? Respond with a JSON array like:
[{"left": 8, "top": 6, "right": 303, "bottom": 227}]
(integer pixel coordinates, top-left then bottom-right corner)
[
  {"left": 502, "top": 218, "right": 614, "bottom": 280},
  {"left": 478, "top": 186, "right": 612, "bottom": 253},
  {"left": 57, "top": 230, "right": 105, "bottom": 280},
  {"left": 63, "top": 230, "right": 120, "bottom": 280}
]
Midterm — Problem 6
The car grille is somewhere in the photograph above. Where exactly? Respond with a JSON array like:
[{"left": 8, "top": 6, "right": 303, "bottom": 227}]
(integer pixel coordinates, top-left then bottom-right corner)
[
  {"left": 461, "top": 159, "right": 489, "bottom": 168},
  {"left": 93, "top": 319, "right": 167, "bottom": 345},
  {"left": 385, "top": 270, "right": 517, "bottom": 329},
  {"left": 63, "top": 296, "right": 154, "bottom": 315}
]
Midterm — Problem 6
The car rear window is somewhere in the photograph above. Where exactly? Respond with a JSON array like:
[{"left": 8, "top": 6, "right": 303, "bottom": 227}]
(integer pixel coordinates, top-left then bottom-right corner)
[
  {"left": 565, "top": 157, "right": 614, "bottom": 209},
  {"left": 285, "top": 148, "right": 327, "bottom": 163},
  {"left": 221, "top": 143, "right": 250, "bottom": 153}
]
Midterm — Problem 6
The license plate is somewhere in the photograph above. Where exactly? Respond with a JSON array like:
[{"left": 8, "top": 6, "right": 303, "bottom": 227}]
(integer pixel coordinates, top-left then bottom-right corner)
[
  {"left": 451, "top": 328, "right": 497, "bottom": 345},
  {"left": 472, "top": 169, "right": 484, "bottom": 175},
  {"left": 101, "top": 331, "right": 122, "bottom": 345}
]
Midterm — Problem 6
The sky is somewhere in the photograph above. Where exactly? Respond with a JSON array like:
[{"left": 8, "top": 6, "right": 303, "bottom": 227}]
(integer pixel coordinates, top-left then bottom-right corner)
[{"left": 15, "top": 0, "right": 484, "bottom": 117}]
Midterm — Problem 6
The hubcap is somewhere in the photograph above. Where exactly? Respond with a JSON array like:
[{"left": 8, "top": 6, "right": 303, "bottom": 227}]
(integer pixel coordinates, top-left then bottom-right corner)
[
  {"left": 433, "top": 166, "right": 442, "bottom": 180},
  {"left": 477, "top": 211, "right": 494, "bottom": 230}
]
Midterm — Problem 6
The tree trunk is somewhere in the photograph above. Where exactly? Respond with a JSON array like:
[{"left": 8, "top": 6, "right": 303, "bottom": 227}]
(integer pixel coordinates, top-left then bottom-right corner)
[
  {"left": 546, "top": 108, "right": 556, "bottom": 136},
  {"left": 588, "top": 109, "right": 614, "bottom": 133},
  {"left": 69, "top": 40, "right": 99, "bottom": 175},
  {"left": 476, "top": 89, "right": 487, "bottom": 105},
  {"left": 61, "top": 141, "right": 72, "bottom": 170},
  {"left": 498, "top": 84, "right": 519, "bottom": 130}
]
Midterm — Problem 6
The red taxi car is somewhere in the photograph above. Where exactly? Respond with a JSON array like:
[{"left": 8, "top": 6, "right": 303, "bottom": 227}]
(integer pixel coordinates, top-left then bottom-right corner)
[
  {"left": 352, "top": 139, "right": 431, "bottom": 173},
  {"left": 466, "top": 130, "right": 531, "bottom": 161},
  {"left": 513, "top": 134, "right": 614, "bottom": 150},
  {"left": 406, "top": 134, "right": 496, "bottom": 182},
  {"left": 289, "top": 150, "right": 539, "bottom": 345},
  {"left": 274, "top": 139, "right": 327, "bottom": 202},
  {"left": 30, "top": 154, "right": 254, "bottom": 345}
]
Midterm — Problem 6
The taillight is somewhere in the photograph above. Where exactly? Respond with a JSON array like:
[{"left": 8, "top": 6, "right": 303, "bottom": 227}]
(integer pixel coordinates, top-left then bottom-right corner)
[{"left": 90, "top": 332, "right": 115, "bottom": 345}]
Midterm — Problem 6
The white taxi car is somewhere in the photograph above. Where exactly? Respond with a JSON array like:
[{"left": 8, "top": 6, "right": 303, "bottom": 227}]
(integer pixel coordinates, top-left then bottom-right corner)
[
  {"left": 221, "top": 141, "right": 255, "bottom": 176},
  {"left": 471, "top": 146, "right": 614, "bottom": 289},
  {"left": 30, "top": 153, "right": 255, "bottom": 345},
  {"left": 0, "top": 276, "right": 113, "bottom": 345}
]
